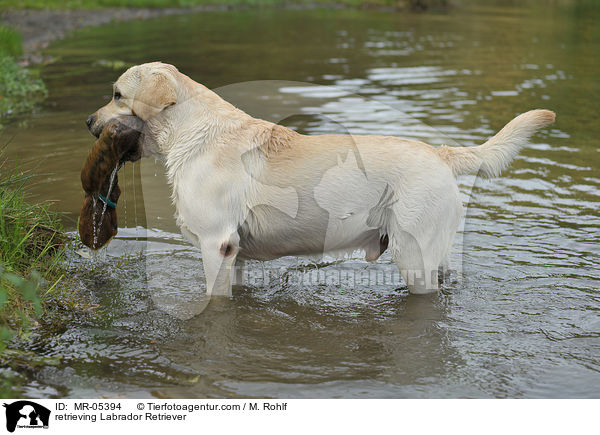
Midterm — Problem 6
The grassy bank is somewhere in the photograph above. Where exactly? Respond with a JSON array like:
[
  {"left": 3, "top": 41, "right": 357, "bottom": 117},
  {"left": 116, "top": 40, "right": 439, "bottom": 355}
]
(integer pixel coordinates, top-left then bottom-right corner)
[
  {"left": 0, "top": 159, "right": 67, "bottom": 351},
  {"left": 0, "top": 31, "right": 59, "bottom": 341},
  {"left": 0, "top": 154, "right": 84, "bottom": 395},
  {"left": 0, "top": 25, "right": 47, "bottom": 120}
]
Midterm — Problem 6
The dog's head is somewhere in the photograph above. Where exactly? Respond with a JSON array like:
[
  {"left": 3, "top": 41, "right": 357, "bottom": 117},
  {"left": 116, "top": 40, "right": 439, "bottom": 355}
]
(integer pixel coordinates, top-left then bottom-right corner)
[{"left": 86, "top": 62, "right": 178, "bottom": 138}]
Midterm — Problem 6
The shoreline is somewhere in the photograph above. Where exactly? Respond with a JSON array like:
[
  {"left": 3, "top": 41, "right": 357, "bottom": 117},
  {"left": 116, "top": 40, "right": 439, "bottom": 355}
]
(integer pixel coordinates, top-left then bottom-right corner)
[
  {"left": 1, "top": 6, "right": 239, "bottom": 63},
  {"left": 1, "top": 3, "right": 399, "bottom": 64}
]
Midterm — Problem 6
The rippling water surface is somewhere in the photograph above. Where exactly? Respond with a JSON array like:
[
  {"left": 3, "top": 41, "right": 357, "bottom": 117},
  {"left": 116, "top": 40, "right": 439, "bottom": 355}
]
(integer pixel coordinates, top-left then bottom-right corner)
[{"left": 3, "top": 3, "right": 599, "bottom": 398}]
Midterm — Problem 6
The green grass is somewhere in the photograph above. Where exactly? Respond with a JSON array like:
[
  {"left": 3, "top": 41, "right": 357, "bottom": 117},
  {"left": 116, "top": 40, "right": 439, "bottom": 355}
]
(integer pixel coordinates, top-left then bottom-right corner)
[
  {"left": 0, "top": 156, "right": 68, "bottom": 353},
  {"left": 0, "top": 26, "right": 22, "bottom": 59},
  {"left": 0, "top": 25, "right": 48, "bottom": 120},
  {"left": 0, "top": 56, "right": 48, "bottom": 119}
]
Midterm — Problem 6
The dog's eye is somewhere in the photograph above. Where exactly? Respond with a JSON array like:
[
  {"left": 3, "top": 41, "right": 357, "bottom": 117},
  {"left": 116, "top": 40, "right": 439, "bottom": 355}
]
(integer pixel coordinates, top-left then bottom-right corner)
[{"left": 114, "top": 91, "right": 122, "bottom": 101}]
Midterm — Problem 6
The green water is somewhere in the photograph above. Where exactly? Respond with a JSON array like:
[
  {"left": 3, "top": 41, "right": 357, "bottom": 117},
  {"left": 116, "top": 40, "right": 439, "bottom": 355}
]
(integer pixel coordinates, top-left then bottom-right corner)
[{"left": 2, "top": 4, "right": 599, "bottom": 397}]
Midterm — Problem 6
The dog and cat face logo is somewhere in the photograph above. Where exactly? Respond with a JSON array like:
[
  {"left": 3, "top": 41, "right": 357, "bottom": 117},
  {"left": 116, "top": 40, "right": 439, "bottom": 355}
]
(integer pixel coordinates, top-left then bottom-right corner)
[{"left": 2, "top": 401, "right": 50, "bottom": 432}]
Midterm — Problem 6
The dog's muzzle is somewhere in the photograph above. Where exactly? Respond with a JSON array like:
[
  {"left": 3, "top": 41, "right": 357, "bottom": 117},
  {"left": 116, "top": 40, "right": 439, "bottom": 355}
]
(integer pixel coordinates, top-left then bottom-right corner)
[{"left": 86, "top": 113, "right": 102, "bottom": 137}]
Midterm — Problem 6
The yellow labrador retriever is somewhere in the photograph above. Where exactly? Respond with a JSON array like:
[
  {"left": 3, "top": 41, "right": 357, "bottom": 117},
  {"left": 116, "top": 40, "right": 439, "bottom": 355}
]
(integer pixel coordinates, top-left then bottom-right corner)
[{"left": 87, "top": 62, "right": 555, "bottom": 295}]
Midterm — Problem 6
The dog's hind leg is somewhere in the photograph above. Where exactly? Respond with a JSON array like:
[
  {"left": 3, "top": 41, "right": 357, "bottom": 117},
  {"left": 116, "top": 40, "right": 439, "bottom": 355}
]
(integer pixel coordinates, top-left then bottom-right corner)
[
  {"left": 232, "top": 258, "right": 245, "bottom": 286},
  {"left": 390, "top": 232, "right": 438, "bottom": 294},
  {"left": 389, "top": 180, "right": 462, "bottom": 294},
  {"left": 389, "top": 225, "right": 458, "bottom": 294}
]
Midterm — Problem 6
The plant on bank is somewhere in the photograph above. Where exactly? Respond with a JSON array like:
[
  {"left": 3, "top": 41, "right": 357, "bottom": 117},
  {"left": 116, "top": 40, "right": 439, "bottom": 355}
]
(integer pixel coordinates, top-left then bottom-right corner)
[
  {"left": 0, "top": 158, "right": 66, "bottom": 353},
  {"left": 0, "top": 26, "right": 48, "bottom": 120}
]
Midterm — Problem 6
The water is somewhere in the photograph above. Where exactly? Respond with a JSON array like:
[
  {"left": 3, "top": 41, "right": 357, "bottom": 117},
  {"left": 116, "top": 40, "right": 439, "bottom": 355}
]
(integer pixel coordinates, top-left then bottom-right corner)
[{"left": 2, "top": 3, "right": 599, "bottom": 398}]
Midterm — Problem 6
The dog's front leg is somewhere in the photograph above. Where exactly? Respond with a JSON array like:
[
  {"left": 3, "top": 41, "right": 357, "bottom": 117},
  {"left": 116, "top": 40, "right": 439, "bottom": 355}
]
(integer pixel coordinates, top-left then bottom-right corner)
[
  {"left": 200, "top": 235, "right": 239, "bottom": 297},
  {"left": 232, "top": 258, "right": 245, "bottom": 286}
]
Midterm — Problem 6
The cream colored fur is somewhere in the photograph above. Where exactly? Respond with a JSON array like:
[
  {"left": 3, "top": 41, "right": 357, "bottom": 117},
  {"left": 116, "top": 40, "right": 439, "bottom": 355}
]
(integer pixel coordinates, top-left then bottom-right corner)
[{"left": 88, "top": 62, "right": 555, "bottom": 296}]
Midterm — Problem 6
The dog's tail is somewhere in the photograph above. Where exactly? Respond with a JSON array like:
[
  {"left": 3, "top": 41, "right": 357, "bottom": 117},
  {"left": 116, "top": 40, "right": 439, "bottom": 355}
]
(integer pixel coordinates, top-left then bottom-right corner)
[{"left": 436, "top": 109, "right": 555, "bottom": 178}]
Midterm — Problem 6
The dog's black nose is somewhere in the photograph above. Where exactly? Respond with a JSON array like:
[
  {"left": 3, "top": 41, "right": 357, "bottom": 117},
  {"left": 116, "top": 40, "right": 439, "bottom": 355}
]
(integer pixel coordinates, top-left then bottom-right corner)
[{"left": 86, "top": 114, "right": 96, "bottom": 129}]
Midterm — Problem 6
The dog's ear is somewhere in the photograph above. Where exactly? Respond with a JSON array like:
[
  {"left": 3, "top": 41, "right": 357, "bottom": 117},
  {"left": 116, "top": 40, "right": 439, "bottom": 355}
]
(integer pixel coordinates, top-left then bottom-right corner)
[{"left": 132, "top": 71, "right": 177, "bottom": 121}]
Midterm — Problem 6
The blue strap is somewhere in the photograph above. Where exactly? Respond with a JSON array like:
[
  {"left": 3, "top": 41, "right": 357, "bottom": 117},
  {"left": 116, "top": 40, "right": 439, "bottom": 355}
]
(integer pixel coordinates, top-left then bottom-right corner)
[{"left": 98, "top": 193, "right": 117, "bottom": 209}]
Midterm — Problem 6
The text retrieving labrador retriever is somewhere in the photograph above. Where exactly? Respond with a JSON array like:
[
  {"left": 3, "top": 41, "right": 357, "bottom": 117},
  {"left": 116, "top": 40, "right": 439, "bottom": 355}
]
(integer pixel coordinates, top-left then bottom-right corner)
[{"left": 86, "top": 62, "right": 555, "bottom": 295}]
